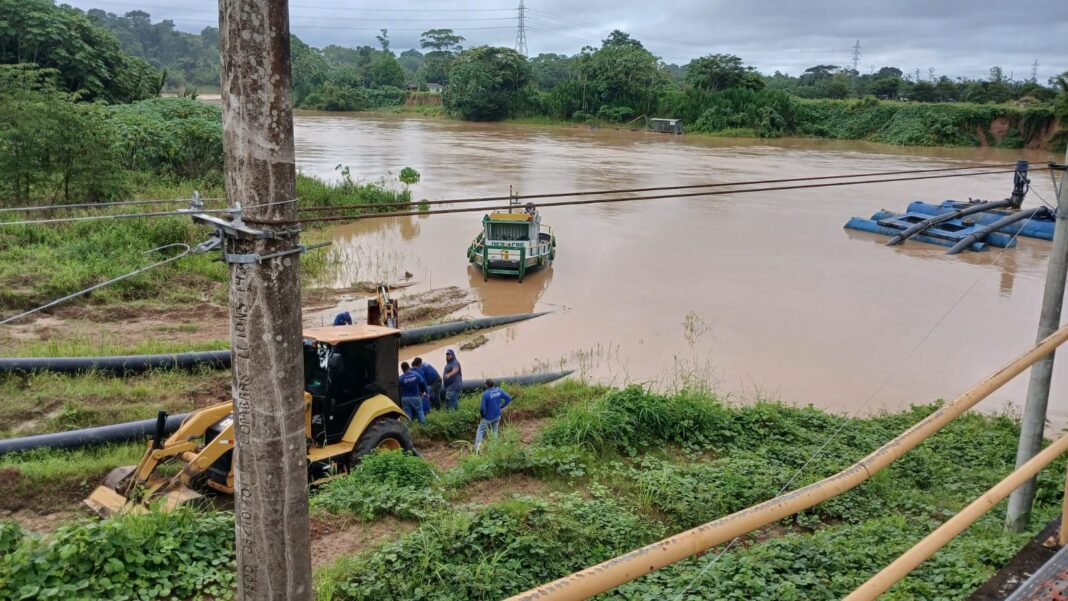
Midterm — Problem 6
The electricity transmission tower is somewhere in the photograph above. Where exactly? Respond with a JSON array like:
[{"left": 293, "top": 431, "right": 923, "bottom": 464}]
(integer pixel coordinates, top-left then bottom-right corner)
[
  {"left": 1031, "top": 59, "right": 1039, "bottom": 83},
  {"left": 850, "top": 40, "right": 861, "bottom": 95},
  {"left": 515, "top": 0, "right": 528, "bottom": 56}
]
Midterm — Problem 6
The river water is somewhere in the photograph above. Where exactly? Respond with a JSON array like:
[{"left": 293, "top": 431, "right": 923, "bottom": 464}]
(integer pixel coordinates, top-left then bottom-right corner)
[{"left": 294, "top": 111, "right": 1066, "bottom": 422}]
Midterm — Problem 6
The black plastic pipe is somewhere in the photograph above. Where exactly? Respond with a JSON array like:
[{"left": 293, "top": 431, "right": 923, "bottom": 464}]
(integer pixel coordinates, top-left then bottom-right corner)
[
  {"left": 0, "top": 350, "right": 232, "bottom": 376},
  {"left": 398, "top": 312, "right": 548, "bottom": 346},
  {"left": 886, "top": 198, "right": 1015, "bottom": 246},
  {"left": 946, "top": 206, "right": 1051, "bottom": 255},
  {"left": 0, "top": 370, "right": 574, "bottom": 455},
  {"left": 0, "top": 313, "right": 547, "bottom": 376}
]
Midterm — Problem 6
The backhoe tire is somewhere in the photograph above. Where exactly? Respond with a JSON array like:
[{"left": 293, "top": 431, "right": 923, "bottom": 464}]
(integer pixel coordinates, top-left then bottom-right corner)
[{"left": 350, "top": 417, "right": 414, "bottom": 465}]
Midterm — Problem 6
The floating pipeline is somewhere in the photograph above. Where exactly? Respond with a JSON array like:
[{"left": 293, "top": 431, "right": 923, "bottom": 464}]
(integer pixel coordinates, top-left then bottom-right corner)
[
  {"left": 946, "top": 206, "right": 1053, "bottom": 255},
  {"left": 844, "top": 216, "right": 989, "bottom": 252},
  {"left": 0, "top": 312, "right": 548, "bottom": 376},
  {"left": 397, "top": 312, "right": 548, "bottom": 346},
  {"left": 867, "top": 210, "right": 1018, "bottom": 248},
  {"left": 906, "top": 200, "right": 1055, "bottom": 241},
  {"left": 0, "top": 370, "right": 573, "bottom": 455},
  {"left": 883, "top": 198, "right": 1015, "bottom": 246}
]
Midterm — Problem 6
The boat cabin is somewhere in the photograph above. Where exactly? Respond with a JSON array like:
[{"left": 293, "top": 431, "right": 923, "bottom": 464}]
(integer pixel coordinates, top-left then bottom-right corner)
[{"left": 467, "top": 204, "right": 556, "bottom": 282}]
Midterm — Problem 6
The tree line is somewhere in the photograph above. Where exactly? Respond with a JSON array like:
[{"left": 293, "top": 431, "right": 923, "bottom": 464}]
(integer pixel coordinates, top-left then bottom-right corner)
[
  {"left": 75, "top": 8, "right": 1067, "bottom": 120},
  {"left": 2, "top": 0, "right": 1065, "bottom": 180}
]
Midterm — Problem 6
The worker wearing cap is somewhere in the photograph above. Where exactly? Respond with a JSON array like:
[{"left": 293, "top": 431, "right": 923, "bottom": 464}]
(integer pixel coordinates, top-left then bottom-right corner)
[
  {"left": 442, "top": 349, "right": 462, "bottom": 411},
  {"left": 475, "top": 379, "right": 511, "bottom": 453},
  {"left": 398, "top": 361, "right": 427, "bottom": 425},
  {"left": 412, "top": 357, "right": 443, "bottom": 412}
]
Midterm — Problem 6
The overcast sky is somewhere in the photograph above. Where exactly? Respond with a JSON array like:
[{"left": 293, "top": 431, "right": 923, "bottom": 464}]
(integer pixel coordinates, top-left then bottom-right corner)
[{"left": 65, "top": 0, "right": 1068, "bottom": 82}]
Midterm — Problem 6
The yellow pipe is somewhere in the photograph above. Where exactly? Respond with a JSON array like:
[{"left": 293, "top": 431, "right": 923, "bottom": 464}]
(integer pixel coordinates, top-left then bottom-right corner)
[
  {"left": 844, "top": 432, "right": 1068, "bottom": 601},
  {"left": 1060, "top": 460, "right": 1068, "bottom": 547},
  {"left": 506, "top": 322, "right": 1068, "bottom": 601}
]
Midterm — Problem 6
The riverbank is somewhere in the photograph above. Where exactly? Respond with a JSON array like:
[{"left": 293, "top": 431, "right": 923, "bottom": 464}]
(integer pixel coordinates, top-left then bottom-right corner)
[
  {"left": 360, "top": 96, "right": 1064, "bottom": 150},
  {"left": 0, "top": 382, "right": 1062, "bottom": 599}
]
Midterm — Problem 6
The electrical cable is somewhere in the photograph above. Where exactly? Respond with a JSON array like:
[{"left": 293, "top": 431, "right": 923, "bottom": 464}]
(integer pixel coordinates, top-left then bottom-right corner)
[
  {"left": 295, "top": 168, "right": 1041, "bottom": 225},
  {"left": 297, "top": 163, "right": 1024, "bottom": 215},
  {"left": 0, "top": 198, "right": 298, "bottom": 227},
  {"left": 0, "top": 240, "right": 217, "bottom": 325},
  {"left": 0, "top": 197, "right": 225, "bottom": 214}
]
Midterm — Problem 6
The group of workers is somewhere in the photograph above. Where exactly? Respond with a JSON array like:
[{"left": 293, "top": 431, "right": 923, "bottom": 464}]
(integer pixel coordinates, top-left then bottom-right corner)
[
  {"left": 330, "top": 310, "right": 511, "bottom": 453},
  {"left": 399, "top": 350, "right": 511, "bottom": 453},
  {"left": 398, "top": 349, "right": 464, "bottom": 423}
]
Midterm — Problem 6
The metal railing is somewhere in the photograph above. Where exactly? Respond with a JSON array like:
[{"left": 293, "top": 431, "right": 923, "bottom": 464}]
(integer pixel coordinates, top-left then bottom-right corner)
[{"left": 507, "top": 322, "right": 1068, "bottom": 601}]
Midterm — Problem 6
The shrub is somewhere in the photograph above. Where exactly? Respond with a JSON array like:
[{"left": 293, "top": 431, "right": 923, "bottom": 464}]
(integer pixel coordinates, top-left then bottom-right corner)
[
  {"left": 106, "top": 97, "right": 223, "bottom": 177},
  {"left": 540, "top": 386, "right": 733, "bottom": 454},
  {"left": 0, "top": 510, "right": 235, "bottom": 601},
  {"left": 320, "top": 495, "right": 663, "bottom": 600},
  {"left": 311, "top": 450, "right": 445, "bottom": 520}
]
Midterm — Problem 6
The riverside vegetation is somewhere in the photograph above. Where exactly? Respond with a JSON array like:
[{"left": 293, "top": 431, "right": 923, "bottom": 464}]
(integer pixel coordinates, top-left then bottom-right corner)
[
  {"left": 1, "top": 382, "right": 1064, "bottom": 600},
  {"left": 8, "top": 1, "right": 1065, "bottom": 149}
]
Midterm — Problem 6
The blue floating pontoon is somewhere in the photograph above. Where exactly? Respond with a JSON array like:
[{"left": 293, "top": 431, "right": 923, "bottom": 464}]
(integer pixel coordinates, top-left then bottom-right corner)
[
  {"left": 843, "top": 159, "right": 1052, "bottom": 253},
  {"left": 845, "top": 213, "right": 999, "bottom": 252},
  {"left": 904, "top": 200, "right": 1054, "bottom": 241}
]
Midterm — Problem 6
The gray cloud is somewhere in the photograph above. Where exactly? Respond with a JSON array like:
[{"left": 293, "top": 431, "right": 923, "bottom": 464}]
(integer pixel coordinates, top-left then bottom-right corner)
[{"left": 67, "top": 0, "right": 1068, "bottom": 81}]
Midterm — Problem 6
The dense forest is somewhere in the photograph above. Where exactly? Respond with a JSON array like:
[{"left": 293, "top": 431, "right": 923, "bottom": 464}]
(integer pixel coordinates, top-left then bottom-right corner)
[
  {"left": 1, "top": 0, "right": 1066, "bottom": 207},
  {"left": 79, "top": 7, "right": 1068, "bottom": 147}
]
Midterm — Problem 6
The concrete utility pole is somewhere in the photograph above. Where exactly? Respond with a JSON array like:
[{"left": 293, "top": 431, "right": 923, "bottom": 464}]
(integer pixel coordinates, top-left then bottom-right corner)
[
  {"left": 219, "top": 0, "right": 312, "bottom": 598},
  {"left": 1008, "top": 147, "right": 1068, "bottom": 532}
]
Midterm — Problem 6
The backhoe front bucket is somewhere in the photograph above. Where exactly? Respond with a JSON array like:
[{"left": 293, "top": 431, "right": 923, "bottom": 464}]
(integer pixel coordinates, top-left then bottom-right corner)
[
  {"left": 84, "top": 484, "right": 131, "bottom": 516},
  {"left": 83, "top": 465, "right": 204, "bottom": 516}
]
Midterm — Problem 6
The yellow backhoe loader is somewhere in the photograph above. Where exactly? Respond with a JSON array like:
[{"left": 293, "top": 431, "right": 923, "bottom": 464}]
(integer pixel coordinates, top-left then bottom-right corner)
[{"left": 85, "top": 324, "right": 413, "bottom": 516}]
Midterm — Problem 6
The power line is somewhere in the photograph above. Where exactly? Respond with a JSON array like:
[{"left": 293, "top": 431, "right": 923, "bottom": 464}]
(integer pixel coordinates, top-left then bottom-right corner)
[
  {"left": 295, "top": 167, "right": 1040, "bottom": 225},
  {"left": 0, "top": 197, "right": 224, "bottom": 213},
  {"left": 83, "top": 0, "right": 515, "bottom": 13},
  {"left": 0, "top": 240, "right": 217, "bottom": 325},
  {"left": 0, "top": 198, "right": 298, "bottom": 227},
  {"left": 296, "top": 163, "right": 1023, "bottom": 215}
]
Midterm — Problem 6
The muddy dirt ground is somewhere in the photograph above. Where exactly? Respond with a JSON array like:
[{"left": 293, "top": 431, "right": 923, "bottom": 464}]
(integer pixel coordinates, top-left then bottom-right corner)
[{"left": 1, "top": 285, "right": 474, "bottom": 353}]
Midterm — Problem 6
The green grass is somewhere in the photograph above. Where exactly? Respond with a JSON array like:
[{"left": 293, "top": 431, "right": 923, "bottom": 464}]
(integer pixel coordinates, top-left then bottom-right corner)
[
  {"left": 371, "top": 104, "right": 446, "bottom": 117},
  {"left": 0, "top": 444, "right": 146, "bottom": 513},
  {"left": 1, "top": 384, "right": 1063, "bottom": 601},
  {"left": 0, "top": 170, "right": 410, "bottom": 317},
  {"left": 0, "top": 369, "right": 228, "bottom": 438},
  {"left": 0, "top": 509, "right": 235, "bottom": 600},
  {"left": 2, "top": 336, "right": 229, "bottom": 358}
]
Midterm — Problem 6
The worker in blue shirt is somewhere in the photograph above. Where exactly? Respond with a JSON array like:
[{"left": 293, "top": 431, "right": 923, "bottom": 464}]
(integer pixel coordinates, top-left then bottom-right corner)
[
  {"left": 474, "top": 379, "right": 511, "bottom": 453},
  {"left": 442, "top": 349, "right": 462, "bottom": 411},
  {"left": 332, "top": 311, "right": 352, "bottom": 326},
  {"left": 398, "top": 362, "right": 427, "bottom": 425},
  {"left": 412, "top": 357, "right": 443, "bottom": 412}
]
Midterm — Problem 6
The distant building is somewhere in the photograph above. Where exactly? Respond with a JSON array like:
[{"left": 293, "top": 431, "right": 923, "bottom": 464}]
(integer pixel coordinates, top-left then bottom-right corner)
[
  {"left": 425, "top": 83, "right": 444, "bottom": 93},
  {"left": 649, "top": 118, "right": 683, "bottom": 135}
]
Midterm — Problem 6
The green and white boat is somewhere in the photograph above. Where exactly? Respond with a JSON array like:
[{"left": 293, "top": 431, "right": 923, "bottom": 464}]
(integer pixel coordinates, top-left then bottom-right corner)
[{"left": 467, "top": 204, "right": 556, "bottom": 282}]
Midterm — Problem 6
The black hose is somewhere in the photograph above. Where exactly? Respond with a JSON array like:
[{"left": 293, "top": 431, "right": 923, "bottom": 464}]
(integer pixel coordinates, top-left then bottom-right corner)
[
  {"left": 398, "top": 312, "right": 549, "bottom": 346},
  {"left": 0, "top": 350, "right": 232, "bottom": 376},
  {"left": 0, "top": 313, "right": 548, "bottom": 376},
  {"left": 0, "top": 413, "right": 190, "bottom": 455},
  {"left": 946, "top": 206, "right": 1051, "bottom": 255},
  {"left": 886, "top": 199, "right": 1015, "bottom": 246},
  {"left": 0, "top": 370, "right": 574, "bottom": 455}
]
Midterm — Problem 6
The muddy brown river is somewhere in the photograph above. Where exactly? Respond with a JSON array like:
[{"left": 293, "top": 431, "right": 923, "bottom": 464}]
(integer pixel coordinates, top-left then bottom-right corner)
[{"left": 294, "top": 112, "right": 1066, "bottom": 423}]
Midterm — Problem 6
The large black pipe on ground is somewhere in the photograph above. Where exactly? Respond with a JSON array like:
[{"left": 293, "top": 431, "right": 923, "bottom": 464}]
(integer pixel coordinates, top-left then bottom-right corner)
[
  {"left": 0, "top": 312, "right": 547, "bottom": 376},
  {"left": 0, "top": 370, "right": 573, "bottom": 455},
  {"left": 945, "top": 206, "right": 1052, "bottom": 255}
]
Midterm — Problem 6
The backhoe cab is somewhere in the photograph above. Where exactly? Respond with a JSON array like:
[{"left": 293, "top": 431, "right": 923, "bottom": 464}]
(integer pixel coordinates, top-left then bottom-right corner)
[{"left": 85, "top": 324, "right": 413, "bottom": 516}]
